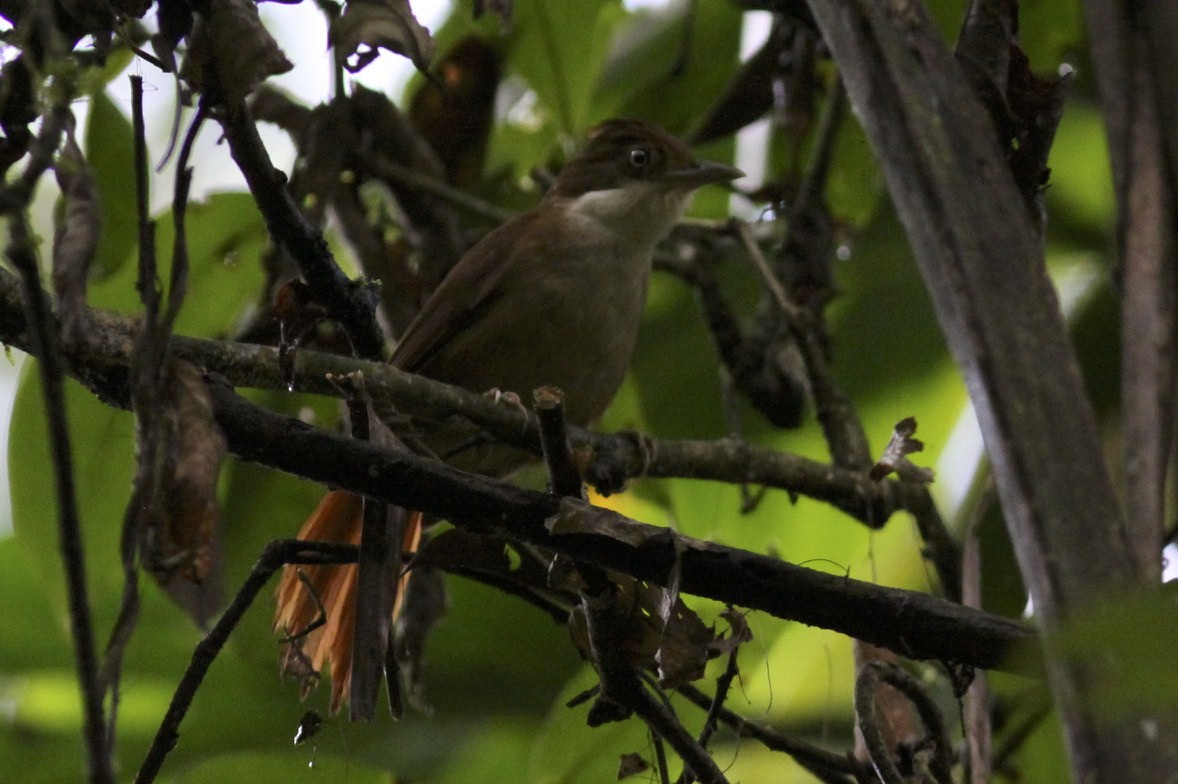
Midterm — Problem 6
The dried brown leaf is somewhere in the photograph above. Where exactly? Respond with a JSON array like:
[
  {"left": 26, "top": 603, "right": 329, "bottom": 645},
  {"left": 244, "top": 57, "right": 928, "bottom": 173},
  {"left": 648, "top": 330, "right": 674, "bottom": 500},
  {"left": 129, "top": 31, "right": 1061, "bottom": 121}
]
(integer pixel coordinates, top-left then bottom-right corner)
[
  {"left": 869, "top": 416, "right": 935, "bottom": 483},
  {"left": 52, "top": 124, "right": 100, "bottom": 346},
  {"left": 330, "top": 0, "right": 436, "bottom": 74},
  {"left": 708, "top": 607, "right": 754, "bottom": 657},
  {"left": 395, "top": 565, "right": 447, "bottom": 715},
  {"left": 617, "top": 752, "right": 649, "bottom": 779},
  {"left": 568, "top": 577, "right": 716, "bottom": 689},
  {"left": 180, "top": 0, "right": 294, "bottom": 107},
  {"left": 131, "top": 360, "right": 227, "bottom": 622}
]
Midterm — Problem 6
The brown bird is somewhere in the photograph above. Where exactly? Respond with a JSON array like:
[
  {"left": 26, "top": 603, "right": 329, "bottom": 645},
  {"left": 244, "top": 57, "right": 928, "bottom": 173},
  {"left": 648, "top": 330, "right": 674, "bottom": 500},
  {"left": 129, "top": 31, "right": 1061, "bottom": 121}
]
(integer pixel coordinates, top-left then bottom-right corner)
[{"left": 274, "top": 118, "right": 743, "bottom": 712}]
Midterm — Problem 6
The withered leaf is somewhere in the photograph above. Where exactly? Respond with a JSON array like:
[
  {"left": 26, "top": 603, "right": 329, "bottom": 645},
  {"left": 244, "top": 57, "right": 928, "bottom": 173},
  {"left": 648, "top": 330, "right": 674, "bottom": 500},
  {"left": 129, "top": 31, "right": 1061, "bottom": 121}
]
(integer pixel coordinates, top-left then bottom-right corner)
[
  {"left": 52, "top": 123, "right": 100, "bottom": 347},
  {"left": 653, "top": 587, "right": 714, "bottom": 688},
  {"left": 180, "top": 0, "right": 294, "bottom": 107},
  {"left": 869, "top": 416, "right": 935, "bottom": 484},
  {"left": 568, "top": 577, "right": 716, "bottom": 689},
  {"left": 616, "top": 752, "right": 649, "bottom": 779},
  {"left": 330, "top": 0, "right": 436, "bottom": 74},
  {"left": 394, "top": 565, "right": 447, "bottom": 716},
  {"left": 708, "top": 607, "right": 754, "bottom": 657},
  {"left": 279, "top": 640, "right": 321, "bottom": 699},
  {"left": 131, "top": 360, "right": 227, "bottom": 622}
]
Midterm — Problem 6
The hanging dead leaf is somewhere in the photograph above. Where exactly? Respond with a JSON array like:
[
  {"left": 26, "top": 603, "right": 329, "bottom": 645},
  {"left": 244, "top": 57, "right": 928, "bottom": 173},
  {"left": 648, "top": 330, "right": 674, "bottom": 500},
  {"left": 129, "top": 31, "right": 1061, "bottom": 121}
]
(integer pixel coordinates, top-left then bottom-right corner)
[
  {"left": 180, "top": 0, "right": 294, "bottom": 108},
  {"left": 616, "top": 752, "right": 649, "bottom": 779},
  {"left": 568, "top": 577, "right": 717, "bottom": 689},
  {"left": 52, "top": 123, "right": 100, "bottom": 347},
  {"left": 330, "top": 0, "right": 436, "bottom": 74},
  {"left": 132, "top": 360, "right": 227, "bottom": 601},
  {"left": 869, "top": 416, "right": 935, "bottom": 483},
  {"left": 394, "top": 564, "right": 447, "bottom": 715},
  {"left": 708, "top": 607, "right": 754, "bottom": 657}
]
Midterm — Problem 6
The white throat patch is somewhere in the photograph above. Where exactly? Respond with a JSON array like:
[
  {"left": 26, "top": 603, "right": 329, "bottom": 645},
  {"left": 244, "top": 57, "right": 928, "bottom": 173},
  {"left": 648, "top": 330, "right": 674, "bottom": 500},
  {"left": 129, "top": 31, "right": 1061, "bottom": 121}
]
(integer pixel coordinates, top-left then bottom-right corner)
[{"left": 566, "top": 181, "right": 693, "bottom": 251}]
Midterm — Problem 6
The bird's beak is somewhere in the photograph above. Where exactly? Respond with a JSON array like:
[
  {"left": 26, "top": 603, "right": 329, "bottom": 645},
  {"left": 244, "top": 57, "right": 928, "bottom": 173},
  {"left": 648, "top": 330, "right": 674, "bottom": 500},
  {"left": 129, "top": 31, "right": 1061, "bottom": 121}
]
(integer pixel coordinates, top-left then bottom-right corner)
[{"left": 662, "top": 159, "right": 745, "bottom": 189}]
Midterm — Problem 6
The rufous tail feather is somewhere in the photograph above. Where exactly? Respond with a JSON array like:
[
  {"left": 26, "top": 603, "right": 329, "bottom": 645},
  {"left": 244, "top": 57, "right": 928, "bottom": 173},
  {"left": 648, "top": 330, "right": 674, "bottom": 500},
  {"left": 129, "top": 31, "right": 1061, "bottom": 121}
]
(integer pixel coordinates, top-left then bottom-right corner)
[{"left": 275, "top": 490, "right": 422, "bottom": 712}]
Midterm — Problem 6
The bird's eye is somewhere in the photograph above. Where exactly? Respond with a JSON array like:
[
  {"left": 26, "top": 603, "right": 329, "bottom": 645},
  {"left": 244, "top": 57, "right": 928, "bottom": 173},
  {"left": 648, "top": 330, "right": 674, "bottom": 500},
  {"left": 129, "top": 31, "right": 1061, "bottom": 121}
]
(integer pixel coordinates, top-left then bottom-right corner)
[{"left": 629, "top": 146, "right": 651, "bottom": 169}]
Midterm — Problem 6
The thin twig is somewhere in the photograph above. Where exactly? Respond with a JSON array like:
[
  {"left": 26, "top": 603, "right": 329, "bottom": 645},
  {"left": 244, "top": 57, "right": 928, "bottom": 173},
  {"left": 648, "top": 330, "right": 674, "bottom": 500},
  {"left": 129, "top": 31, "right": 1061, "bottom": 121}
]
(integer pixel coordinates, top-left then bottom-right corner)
[
  {"left": 652, "top": 731, "right": 672, "bottom": 784},
  {"left": 676, "top": 683, "right": 861, "bottom": 782},
  {"left": 360, "top": 153, "right": 515, "bottom": 225},
  {"left": 166, "top": 103, "right": 206, "bottom": 328},
  {"left": 0, "top": 44, "right": 113, "bottom": 778},
  {"left": 213, "top": 93, "right": 386, "bottom": 361},
  {"left": 733, "top": 219, "right": 871, "bottom": 470},
  {"left": 7, "top": 209, "right": 114, "bottom": 784},
  {"left": 675, "top": 645, "right": 740, "bottom": 784},
  {"left": 104, "top": 71, "right": 155, "bottom": 754},
  {"left": 0, "top": 267, "right": 915, "bottom": 526},
  {"left": 135, "top": 540, "right": 359, "bottom": 784}
]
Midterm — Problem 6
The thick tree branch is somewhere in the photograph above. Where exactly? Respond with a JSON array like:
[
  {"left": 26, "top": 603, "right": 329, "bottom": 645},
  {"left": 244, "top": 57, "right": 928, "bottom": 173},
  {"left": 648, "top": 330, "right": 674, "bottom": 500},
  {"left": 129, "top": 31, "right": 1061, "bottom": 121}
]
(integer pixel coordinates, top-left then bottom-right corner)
[
  {"left": 0, "top": 285, "right": 1034, "bottom": 670},
  {"left": 0, "top": 275, "right": 1034, "bottom": 674},
  {"left": 205, "top": 379, "right": 1033, "bottom": 672},
  {"left": 0, "top": 265, "right": 918, "bottom": 527},
  {"left": 803, "top": 0, "right": 1172, "bottom": 780},
  {"left": 1083, "top": 0, "right": 1178, "bottom": 580}
]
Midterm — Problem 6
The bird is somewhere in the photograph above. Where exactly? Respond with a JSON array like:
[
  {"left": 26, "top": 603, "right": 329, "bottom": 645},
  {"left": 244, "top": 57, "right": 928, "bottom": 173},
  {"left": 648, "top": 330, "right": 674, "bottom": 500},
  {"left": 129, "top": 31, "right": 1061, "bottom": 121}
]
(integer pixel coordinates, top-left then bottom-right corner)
[{"left": 274, "top": 118, "right": 743, "bottom": 713}]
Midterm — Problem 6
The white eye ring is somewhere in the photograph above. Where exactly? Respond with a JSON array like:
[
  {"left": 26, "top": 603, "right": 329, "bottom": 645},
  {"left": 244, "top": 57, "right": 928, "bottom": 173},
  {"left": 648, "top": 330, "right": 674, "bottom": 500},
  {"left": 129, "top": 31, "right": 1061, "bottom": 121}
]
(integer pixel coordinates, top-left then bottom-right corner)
[{"left": 629, "top": 147, "right": 651, "bottom": 168}]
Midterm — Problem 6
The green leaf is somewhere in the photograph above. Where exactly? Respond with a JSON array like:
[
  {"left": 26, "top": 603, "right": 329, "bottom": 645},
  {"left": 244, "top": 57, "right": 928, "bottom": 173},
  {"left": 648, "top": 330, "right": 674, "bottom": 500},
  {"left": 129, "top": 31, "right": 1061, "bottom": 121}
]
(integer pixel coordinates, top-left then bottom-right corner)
[
  {"left": 529, "top": 665, "right": 659, "bottom": 783},
  {"left": 85, "top": 89, "right": 138, "bottom": 278},
  {"left": 1053, "top": 589, "right": 1178, "bottom": 717},
  {"left": 597, "top": 2, "right": 743, "bottom": 135},
  {"left": 87, "top": 191, "right": 268, "bottom": 338},
  {"left": 508, "top": 0, "right": 624, "bottom": 134},
  {"left": 162, "top": 750, "right": 390, "bottom": 784},
  {"left": 9, "top": 368, "right": 136, "bottom": 615}
]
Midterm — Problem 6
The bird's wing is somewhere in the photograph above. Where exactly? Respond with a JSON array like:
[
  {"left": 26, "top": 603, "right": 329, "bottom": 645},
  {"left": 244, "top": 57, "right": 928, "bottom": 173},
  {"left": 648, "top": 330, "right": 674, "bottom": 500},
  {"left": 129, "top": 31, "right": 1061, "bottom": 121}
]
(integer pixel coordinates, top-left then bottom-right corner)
[{"left": 390, "top": 209, "right": 542, "bottom": 373}]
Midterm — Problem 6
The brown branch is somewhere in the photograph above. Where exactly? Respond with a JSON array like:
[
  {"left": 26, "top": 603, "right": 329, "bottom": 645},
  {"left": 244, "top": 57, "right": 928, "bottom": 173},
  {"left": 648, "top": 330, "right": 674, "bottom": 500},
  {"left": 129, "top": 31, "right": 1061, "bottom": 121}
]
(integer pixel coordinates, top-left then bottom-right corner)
[
  {"left": 0, "top": 48, "right": 113, "bottom": 778},
  {"left": 534, "top": 386, "right": 584, "bottom": 499},
  {"left": 0, "top": 268, "right": 1036, "bottom": 672},
  {"left": 0, "top": 266, "right": 912, "bottom": 526},
  {"left": 203, "top": 378, "right": 1035, "bottom": 672},
  {"left": 804, "top": 0, "right": 1166, "bottom": 779},
  {"left": 1084, "top": 0, "right": 1178, "bottom": 581},
  {"left": 212, "top": 93, "right": 386, "bottom": 361}
]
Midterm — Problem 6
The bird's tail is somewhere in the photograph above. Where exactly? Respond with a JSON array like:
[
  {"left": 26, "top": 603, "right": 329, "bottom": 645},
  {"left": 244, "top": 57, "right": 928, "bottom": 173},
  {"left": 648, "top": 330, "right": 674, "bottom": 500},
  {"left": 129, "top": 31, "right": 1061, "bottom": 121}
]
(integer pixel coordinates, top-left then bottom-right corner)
[{"left": 274, "top": 490, "right": 422, "bottom": 712}]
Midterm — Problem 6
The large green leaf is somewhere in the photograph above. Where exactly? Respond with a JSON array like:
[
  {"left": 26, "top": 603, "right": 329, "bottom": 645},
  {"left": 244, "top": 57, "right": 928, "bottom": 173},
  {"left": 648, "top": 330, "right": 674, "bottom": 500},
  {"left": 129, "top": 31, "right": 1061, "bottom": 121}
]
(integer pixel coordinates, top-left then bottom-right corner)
[
  {"left": 508, "top": 0, "right": 625, "bottom": 135},
  {"left": 88, "top": 191, "right": 268, "bottom": 336},
  {"left": 85, "top": 89, "right": 138, "bottom": 278}
]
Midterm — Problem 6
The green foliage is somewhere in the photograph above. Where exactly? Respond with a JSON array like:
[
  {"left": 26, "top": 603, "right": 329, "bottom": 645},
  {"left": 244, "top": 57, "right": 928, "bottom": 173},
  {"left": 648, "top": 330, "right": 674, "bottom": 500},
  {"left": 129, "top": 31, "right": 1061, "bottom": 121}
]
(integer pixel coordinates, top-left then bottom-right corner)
[
  {"left": 0, "top": 1, "right": 1121, "bottom": 783},
  {"left": 84, "top": 90, "right": 138, "bottom": 278}
]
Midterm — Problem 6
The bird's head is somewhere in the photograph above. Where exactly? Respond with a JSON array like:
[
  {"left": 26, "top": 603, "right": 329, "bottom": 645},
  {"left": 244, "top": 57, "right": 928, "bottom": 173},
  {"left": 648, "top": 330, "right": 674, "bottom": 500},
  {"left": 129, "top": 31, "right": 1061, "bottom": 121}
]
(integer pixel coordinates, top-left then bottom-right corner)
[{"left": 547, "top": 119, "right": 744, "bottom": 248}]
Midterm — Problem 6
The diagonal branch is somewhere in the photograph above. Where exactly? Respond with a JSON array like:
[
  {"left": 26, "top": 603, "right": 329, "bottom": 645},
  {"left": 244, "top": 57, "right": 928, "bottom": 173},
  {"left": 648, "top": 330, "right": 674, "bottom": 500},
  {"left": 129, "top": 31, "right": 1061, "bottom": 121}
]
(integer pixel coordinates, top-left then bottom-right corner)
[
  {"left": 0, "top": 264, "right": 916, "bottom": 526},
  {"left": 803, "top": 0, "right": 1173, "bottom": 780},
  {"left": 0, "top": 267, "right": 1034, "bottom": 674},
  {"left": 213, "top": 94, "right": 386, "bottom": 361}
]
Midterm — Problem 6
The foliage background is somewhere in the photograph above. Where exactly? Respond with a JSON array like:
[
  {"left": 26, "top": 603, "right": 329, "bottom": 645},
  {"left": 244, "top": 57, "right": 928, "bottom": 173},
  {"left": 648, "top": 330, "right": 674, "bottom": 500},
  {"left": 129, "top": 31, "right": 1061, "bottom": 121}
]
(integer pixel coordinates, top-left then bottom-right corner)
[{"left": 0, "top": 0, "right": 1125, "bottom": 781}]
